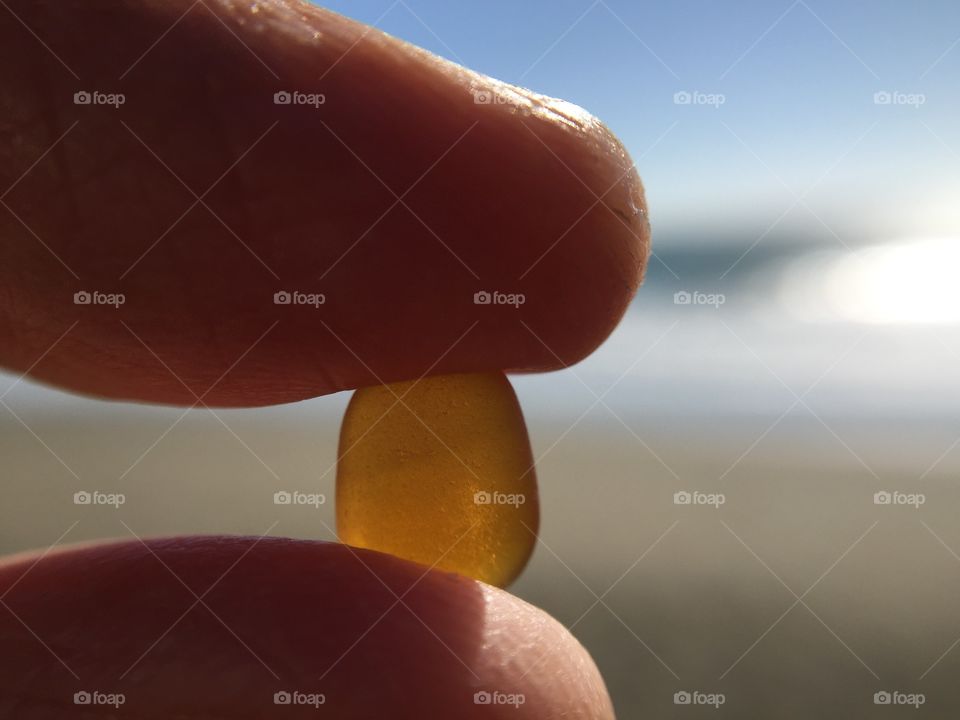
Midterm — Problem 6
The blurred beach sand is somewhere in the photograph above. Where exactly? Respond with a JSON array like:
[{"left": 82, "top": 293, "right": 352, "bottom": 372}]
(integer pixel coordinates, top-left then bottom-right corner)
[{"left": 2, "top": 402, "right": 958, "bottom": 717}]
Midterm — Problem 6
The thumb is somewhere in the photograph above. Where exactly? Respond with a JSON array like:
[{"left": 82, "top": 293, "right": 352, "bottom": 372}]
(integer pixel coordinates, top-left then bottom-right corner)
[{"left": 0, "top": 536, "right": 615, "bottom": 719}]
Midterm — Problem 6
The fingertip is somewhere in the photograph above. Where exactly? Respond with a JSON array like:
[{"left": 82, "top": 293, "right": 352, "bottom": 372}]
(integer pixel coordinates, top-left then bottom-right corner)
[
  {"left": 0, "top": 536, "right": 613, "bottom": 719},
  {"left": 1, "top": 0, "right": 648, "bottom": 405},
  {"left": 478, "top": 581, "right": 616, "bottom": 719}
]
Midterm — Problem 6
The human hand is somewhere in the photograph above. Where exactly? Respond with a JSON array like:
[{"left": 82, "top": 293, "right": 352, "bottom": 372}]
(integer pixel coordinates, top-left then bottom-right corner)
[{"left": 0, "top": 1, "right": 648, "bottom": 717}]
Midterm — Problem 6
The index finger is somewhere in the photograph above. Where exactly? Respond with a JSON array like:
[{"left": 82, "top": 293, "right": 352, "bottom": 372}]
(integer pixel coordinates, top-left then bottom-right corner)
[{"left": 0, "top": 0, "right": 649, "bottom": 406}]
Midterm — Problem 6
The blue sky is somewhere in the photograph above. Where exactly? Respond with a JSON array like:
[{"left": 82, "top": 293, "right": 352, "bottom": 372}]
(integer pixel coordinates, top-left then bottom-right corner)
[{"left": 317, "top": 0, "right": 960, "bottom": 248}]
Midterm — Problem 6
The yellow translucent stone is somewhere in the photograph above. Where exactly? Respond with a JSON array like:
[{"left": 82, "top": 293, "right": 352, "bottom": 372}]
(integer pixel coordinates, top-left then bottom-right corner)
[{"left": 336, "top": 372, "right": 539, "bottom": 587}]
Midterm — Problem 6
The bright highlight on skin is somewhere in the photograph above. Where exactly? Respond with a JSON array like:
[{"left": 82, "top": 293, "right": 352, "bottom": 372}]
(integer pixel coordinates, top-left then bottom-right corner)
[{"left": 336, "top": 372, "right": 539, "bottom": 587}]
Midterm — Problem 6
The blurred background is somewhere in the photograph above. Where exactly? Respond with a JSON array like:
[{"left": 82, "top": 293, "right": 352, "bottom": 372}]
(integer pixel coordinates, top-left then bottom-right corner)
[{"left": 3, "top": 0, "right": 960, "bottom": 716}]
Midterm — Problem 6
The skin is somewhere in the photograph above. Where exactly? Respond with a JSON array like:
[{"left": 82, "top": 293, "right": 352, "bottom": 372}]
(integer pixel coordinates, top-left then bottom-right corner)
[
  {"left": 0, "top": 1, "right": 650, "bottom": 717},
  {"left": 0, "top": 0, "right": 649, "bottom": 407},
  {"left": 0, "top": 537, "right": 614, "bottom": 719}
]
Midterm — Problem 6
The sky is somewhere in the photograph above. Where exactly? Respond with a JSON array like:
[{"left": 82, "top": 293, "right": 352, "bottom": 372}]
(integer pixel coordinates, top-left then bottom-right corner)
[
  {"left": 305, "top": 1, "right": 960, "bottom": 424},
  {"left": 317, "top": 0, "right": 960, "bottom": 248}
]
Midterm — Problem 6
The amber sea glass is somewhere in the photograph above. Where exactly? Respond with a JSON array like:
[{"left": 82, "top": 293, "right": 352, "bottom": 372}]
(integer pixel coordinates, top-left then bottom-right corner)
[{"left": 336, "top": 372, "right": 539, "bottom": 587}]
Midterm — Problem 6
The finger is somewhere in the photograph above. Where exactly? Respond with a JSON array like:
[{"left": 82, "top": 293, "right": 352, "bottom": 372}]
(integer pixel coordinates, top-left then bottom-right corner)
[
  {"left": 0, "top": 0, "right": 648, "bottom": 406},
  {"left": 0, "top": 536, "right": 614, "bottom": 719}
]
